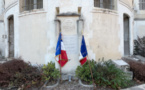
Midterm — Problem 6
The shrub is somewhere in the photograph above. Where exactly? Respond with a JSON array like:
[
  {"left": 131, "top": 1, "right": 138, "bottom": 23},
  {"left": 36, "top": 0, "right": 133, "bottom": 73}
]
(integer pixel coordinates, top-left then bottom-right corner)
[
  {"left": 75, "top": 60, "right": 96, "bottom": 83},
  {"left": 42, "top": 62, "right": 60, "bottom": 82},
  {"left": 10, "top": 64, "right": 43, "bottom": 89},
  {"left": 0, "top": 59, "right": 29, "bottom": 87},
  {"left": 76, "top": 60, "right": 132, "bottom": 89},
  {"left": 127, "top": 61, "right": 145, "bottom": 82},
  {"left": 0, "top": 59, "right": 43, "bottom": 89},
  {"left": 134, "top": 36, "right": 145, "bottom": 57}
]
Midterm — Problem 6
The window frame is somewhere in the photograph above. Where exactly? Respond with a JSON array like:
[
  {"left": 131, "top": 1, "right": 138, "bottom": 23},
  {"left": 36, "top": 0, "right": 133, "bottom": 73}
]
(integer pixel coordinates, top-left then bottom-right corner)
[
  {"left": 94, "top": 0, "right": 115, "bottom": 10},
  {"left": 22, "top": 0, "right": 43, "bottom": 12},
  {"left": 139, "top": 0, "right": 145, "bottom": 10}
]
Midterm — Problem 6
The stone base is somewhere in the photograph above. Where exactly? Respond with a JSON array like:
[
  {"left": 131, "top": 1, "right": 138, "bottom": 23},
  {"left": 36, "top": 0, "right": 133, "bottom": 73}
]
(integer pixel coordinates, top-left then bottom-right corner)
[
  {"left": 135, "top": 55, "right": 145, "bottom": 64},
  {"left": 61, "top": 74, "right": 78, "bottom": 81}
]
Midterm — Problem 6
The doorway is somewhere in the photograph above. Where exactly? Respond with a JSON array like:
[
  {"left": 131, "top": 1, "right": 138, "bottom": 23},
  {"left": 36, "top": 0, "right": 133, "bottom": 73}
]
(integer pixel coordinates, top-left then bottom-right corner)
[
  {"left": 8, "top": 16, "right": 14, "bottom": 57},
  {"left": 123, "top": 14, "right": 130, "bottom": 56}
]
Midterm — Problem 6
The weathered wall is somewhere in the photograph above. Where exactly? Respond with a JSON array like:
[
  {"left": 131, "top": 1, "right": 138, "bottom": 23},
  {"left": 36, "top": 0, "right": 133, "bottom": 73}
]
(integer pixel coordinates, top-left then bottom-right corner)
[
  {"left": 134, "top": 21, "right": 145, "bottom": 38},
  {"left": 0, "top": 0, "right": 5, "bottom": 56},
  {"left": 2, "top": 0, "right": 134, "bottom": 65},
  {"left": 87, "top": 13, "right": 121, "bottom": 60},
  {"left": 118, "top": 0, "right": 134, "bottom": 56},
  {"left": 0, "top": 0, "right": 4, "bottom": 14},
  {"left": 5, "top": 0, "right": 17, "bottom": 8},
  {"left": 4, "top": 1, "right": 19, "bottom": 58},
  {"left": 19, "top": 13, "right": 49, "bottom": 64},
  {"left": 120, "top": 0, "right": 133, "bottom": 8},
  {"left": 0, "top": 22, "right": 5, "bottom": 56},
  {"left": 134, "top": 0, "right": 145, "bottom": 39}
]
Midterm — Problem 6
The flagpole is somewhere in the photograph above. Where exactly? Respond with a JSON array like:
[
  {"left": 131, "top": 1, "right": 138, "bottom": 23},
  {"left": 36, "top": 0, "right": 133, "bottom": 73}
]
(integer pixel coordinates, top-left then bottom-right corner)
[
  {"left": 81, "top": 30, "right": 96, "bottom": 89},
  {"left": 60, "top": 55, "right": 62, "bottom": 83},
  {"left": 87, "top": 56, "right": 96, "bottom": 89},
  {"left": 59, "top": 20, "right": 62, "bottom": 83}
]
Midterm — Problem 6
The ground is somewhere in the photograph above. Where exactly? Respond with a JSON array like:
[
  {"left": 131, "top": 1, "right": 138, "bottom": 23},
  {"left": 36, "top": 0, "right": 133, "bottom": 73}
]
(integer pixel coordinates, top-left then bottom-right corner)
[{"left": 42, "top": 80, "right": 113, "bottom": 90}]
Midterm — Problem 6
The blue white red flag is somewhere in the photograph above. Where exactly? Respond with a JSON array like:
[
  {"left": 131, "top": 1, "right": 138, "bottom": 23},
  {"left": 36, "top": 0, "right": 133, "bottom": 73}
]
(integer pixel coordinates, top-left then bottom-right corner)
[
  {"left": 55, "top": 33, "right": 68, "bottom": 67},
  {"left": 79, "top": 35, "right": 88, "bottom": 65}
]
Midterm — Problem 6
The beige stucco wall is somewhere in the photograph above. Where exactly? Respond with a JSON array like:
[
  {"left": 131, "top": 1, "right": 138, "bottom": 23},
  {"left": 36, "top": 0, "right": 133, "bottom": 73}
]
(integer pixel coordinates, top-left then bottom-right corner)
[
  {"left": 1, "top": 0, "right": 134, "bottom": 66},
  {"left": 86, "top": 13, "right": 121, "bottom": 61},
  {"left": 19, "top": 13, "right": 49, "bottom": 64},
  {"left": 134, "top": 0, "right": 145, "bottom": 39}
]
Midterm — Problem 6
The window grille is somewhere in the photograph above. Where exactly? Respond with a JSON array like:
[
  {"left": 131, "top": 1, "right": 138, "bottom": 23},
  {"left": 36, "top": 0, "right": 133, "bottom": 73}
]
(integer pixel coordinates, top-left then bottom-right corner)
[
  {"left": 139, "top": 0, "right": 145, "bottom": 10},
  {"left": 94, "top": 0, "right": 114, "bottom": 10},
  {"left": 22, "top": 0, "right": 43, "bottom": 11}
]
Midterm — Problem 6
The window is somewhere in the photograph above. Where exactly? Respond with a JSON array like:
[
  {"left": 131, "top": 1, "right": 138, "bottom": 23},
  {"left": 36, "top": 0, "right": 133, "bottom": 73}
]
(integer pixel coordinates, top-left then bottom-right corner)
[
  {"left": 139, "top": 0, "right": 145, "bottom": 10},
  {"left": 94, "top": 0, "right": 114, "bottom": 10},
  {"left": 22, "top": 0, "right": 43, "bottom": 11}
]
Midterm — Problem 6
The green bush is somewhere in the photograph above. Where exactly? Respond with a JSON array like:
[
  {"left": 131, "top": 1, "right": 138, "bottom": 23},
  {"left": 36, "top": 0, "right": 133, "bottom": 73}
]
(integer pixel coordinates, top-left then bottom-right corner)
[
  {"left": 76, "top": 60, "right": 96, "bottom": 84},
  {"left": 42, "top": 62, "right": 60, "bottom": 82},
  {"left": 76, "top": 60, "right": 132, "bottom": 89}
]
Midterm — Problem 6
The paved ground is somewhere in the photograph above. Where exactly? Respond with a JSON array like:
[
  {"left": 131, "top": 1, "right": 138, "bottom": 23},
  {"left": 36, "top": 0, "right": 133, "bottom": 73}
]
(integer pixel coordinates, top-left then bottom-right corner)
[
  {"left": 43, "top": 80, "right": 94, "bottom": 90},
  {"left": 42, "top": 80, "right": 114, "bottom": 90},
  {"left": 42, "top": 80, "right": 145, "bottom": 90},
  {"left": 122, "top": 84, "right": 145, "bottom": 90}
]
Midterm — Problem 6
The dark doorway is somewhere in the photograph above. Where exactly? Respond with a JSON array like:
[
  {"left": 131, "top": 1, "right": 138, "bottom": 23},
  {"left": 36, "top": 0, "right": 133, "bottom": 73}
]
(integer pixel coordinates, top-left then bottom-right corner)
[
  {"left": 124, "top": 14, "right": 130, "bottom": 56},
  {"left": 8, "top": 16, "right": 14, "bottom": 57}
]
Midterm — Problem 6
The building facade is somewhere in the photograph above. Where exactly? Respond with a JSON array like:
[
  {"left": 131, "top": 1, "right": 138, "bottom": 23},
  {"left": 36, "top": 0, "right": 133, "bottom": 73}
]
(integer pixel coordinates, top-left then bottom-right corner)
[{"left": 0, "top": 0, "right": 144, "bottom": 71}]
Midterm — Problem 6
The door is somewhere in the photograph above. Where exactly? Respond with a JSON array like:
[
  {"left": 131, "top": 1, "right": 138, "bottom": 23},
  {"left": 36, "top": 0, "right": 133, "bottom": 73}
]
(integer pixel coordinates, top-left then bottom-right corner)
[
  {"left": 8, "top": 16, "right": 14, "bottom": 57},
  {"left": 124, "top": 14, "right": 130, "bottom": 56}
]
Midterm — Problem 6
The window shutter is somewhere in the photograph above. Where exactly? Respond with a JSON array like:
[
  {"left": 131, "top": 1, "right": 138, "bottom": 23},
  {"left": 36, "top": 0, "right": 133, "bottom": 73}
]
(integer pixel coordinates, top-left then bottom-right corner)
[
  {"left": 94, "top": 0, "right": 100, "bottom": 7},
  {"left": 19, "top": 0, "right": 24, "bottom": 12},
  {"left": 25, "top": 0, "right": 29, "bottom": 10},
  {"left": 103, "top": 0, "right": 108, "bottom": 9},
  {"left": 37, "top": 0, "right": 43, "bottom": 9},
  {"left": 30, "top": 0, "right": 34, "bottom": 10},
  {"left": 110, "top": 0, "right": 114, "bottom": 9},
  {"left": 143, "top": 0, "right": 145, "bottom": 10}
]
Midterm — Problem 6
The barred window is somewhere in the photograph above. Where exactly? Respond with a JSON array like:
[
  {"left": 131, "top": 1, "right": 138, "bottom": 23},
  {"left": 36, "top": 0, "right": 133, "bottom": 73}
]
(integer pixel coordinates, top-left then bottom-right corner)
[
  {"left": 139, "top": 0, "right": 145, "bottom": 10},
  {"left": 94, "top": 0, "right": 114, "bottom": 10},
  {"left": 22, "top": 0, "right": 43, "bottom": 11}
]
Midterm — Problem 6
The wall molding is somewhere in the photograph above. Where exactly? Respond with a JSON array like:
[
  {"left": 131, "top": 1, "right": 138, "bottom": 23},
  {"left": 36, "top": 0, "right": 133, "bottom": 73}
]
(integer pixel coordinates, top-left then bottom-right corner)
[
  {"left": 4, "top": 1, "right": 18, "bottom": 13},
  {"left": 119, "top": 0, "right": 133, "bottom": 12}
]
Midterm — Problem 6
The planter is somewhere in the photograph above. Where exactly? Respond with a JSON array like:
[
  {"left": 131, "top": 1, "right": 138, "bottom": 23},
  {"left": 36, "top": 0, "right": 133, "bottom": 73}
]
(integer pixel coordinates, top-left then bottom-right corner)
[
  {"left": 41, "top": 79, "right": 60, "bottom": 89},
  {"left": 79, "top": 79, "right": 94, "bottom": 88}
]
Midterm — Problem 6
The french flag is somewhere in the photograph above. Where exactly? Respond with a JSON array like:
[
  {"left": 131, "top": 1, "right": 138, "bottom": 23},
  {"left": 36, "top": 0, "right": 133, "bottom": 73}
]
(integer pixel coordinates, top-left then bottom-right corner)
[
  {"left": 79, "top": 35, "right": 88, "bottom": 65},
  {"left": 55, "top": 33, "right": 68, "bottom": 67}
]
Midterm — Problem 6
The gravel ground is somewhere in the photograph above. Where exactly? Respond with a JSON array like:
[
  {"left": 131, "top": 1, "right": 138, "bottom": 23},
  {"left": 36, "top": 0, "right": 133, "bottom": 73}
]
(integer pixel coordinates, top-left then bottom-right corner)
[{"left": 43, "top": 80, "right": 113, "bottom": 90}]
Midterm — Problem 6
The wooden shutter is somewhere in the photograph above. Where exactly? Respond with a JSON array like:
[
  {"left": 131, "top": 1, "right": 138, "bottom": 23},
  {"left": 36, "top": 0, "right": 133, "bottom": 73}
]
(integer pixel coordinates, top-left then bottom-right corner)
[
  {"left": 143, "top": 0, "right": 145, "bottom": 10},
  {"left": 103, "top": 0, "right": 108, "bottom": 9},
  {"left": 139, "top": 0, "right": 143, "bottom": 10},
  {"left": 94, "top": 0, "right": 100, "bottom": 7},
  {"left": 37, "top": 0, "right": 43, "bottom": 9},
  {"left": 19, "top": 0, "right": 25, "bottom": 12}
]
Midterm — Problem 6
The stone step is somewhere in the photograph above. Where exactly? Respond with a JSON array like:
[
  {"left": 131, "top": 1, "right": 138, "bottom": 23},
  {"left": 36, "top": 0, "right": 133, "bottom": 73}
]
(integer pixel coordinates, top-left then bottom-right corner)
[
  {"left": 122, "top": 56, "right": 139, "bottom": 62},
  {"left": 135, "top": 55, "right": 145, "bottom": 64}
]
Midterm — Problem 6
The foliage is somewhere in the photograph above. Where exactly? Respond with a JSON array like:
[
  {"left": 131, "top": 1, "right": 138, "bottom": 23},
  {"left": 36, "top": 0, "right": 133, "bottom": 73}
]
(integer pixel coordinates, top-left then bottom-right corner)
[
  {"left": 0, "top": 59, "right": 30, "bottom": 87},
  {"left": 42, "top": 62, "right": 60, "bottom": 82},
  {"left": 134, "top": 36, "right": 145, "bottom": 57},
  {"left": 127, "top": 60, "right": 145, "bottom": 82},
  {"left": 0, "top": 59, "right": 43, "bottom": 89},
  {"left": 10, "top": 64, "right": 43, "bottom": 89},
  {"left": 75, "top": 60, "right": 96, "bottom": 83},
  {"left": 76, "top": 59, "right": 132, "bottom": 89}
]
